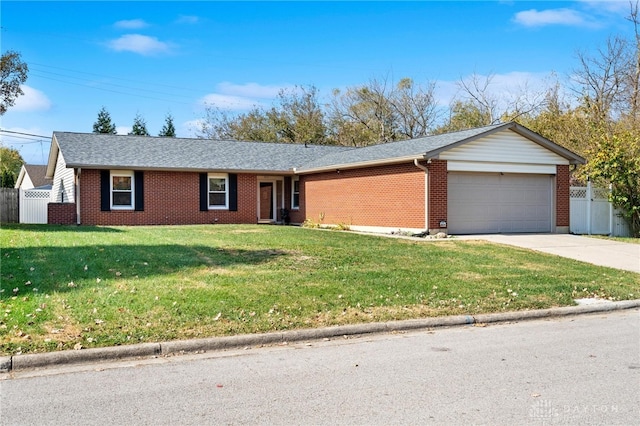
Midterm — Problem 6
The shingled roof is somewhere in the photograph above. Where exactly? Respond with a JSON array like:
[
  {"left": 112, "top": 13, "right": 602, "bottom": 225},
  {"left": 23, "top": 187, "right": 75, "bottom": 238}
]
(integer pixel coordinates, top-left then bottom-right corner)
[
  {"left": 49, "top": 132, "right": 350, "bottom": 174},
  {"left": 47, "top": 122, "right": 584, "bottom": 177},
  {"left": 15, "top": 164, "right": 53, "bottom": 189}
]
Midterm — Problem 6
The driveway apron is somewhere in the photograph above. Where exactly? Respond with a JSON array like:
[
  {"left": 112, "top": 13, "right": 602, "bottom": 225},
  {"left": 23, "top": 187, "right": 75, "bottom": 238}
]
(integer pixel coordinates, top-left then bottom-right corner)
[{"left": 461, "top": 234, "right": 640, "bottom": 273}]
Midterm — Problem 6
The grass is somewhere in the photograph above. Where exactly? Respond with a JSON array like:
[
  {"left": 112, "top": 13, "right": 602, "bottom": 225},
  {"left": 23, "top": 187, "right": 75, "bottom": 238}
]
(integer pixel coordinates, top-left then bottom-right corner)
[
  {"left": 587, "top": 235, "right": 640, "bottom": 244},
  {"left": 1, "top": 224, "right": 639, "bottom": 356}
]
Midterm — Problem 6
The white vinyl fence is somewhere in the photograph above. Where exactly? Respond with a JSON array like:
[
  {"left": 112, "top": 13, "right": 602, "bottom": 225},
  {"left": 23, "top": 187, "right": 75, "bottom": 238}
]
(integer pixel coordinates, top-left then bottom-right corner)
[
  {"left": 570, "top": 183, "right": 630, "bottom": 237},
  {"left": 19, "top": 189, "right": 51, "bottom": 224}
]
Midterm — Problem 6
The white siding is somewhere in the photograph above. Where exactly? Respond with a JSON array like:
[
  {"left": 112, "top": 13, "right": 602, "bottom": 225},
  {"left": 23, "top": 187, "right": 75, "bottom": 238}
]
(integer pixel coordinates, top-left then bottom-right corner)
[
  {"left": 20, "top": 174, "right": 35, "bottom": 190},
  {"left": 50, "top": 151, "right": 75, "bottom": 203},
  {"left": 447, "top": 161, "right": 556, "bottom": 174},
  {"left": 441, "top": 129, "right": 569, "bottom": 167}
]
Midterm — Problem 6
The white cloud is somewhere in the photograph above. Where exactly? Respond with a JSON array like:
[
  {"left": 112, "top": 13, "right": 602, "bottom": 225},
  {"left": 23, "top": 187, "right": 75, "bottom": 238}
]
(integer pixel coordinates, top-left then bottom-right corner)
[
  {"left": 106, "top": 34, "right": 173, "bottom": 56},
  {"left": 176, "top": 15, "right": 200, "bottom": 24},
  {"left": 114, "top": 19, "right": 149, "bottom": 30},
  {"left": 12, "top": 85, "right": 52, "bottom": 112},
  {"left": 435, "top": 71, "right": 556, "bottom": 107},
  {"left": 199, "top": 93, "right": 263, "bottom": 110},
  {"left": 513, "top": 8, "right": 594, "bottom": 27},
  {"left": 116, "top": 126, "right": 131, "bottom": 135},
  {"left": 578, "top": 0, "right": 632, "bottom": 14},
  {"left": 198, "top": 82, "right": 290, "bottom": 110},
  {"left": 217, "top": 82, "right": 285, "bottom": 98},
  {"left": 185, "top": 119, "right": 204, "bottom": 136}
]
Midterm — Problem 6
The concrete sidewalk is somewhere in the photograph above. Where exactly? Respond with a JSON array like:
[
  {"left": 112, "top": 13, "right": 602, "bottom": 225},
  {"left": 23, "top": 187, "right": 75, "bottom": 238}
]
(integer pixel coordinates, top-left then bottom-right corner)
[{"left": 460, "top": 234, "right": 640, "bottom": 273}]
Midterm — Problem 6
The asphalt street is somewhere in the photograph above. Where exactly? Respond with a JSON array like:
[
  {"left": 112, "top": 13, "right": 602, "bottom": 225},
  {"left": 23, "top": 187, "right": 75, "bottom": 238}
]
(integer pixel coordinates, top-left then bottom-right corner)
[{"left": 1, "top": 309, "right": 639, "bottom": 425}]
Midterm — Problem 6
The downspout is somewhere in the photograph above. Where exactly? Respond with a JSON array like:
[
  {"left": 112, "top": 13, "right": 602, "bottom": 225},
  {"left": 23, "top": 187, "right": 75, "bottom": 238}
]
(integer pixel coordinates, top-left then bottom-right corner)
[
  {"left": 75, "top": 168, "right": 81, "bottom": 225},
  {"left": 414, "top": 159, "right": 429, "bottom": 231}
]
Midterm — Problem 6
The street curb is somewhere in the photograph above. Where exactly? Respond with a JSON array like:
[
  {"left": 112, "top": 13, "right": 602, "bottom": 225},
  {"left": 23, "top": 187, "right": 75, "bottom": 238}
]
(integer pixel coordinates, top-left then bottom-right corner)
[{"left": 3, "top": 300, "right": 639, "bottom": 373}]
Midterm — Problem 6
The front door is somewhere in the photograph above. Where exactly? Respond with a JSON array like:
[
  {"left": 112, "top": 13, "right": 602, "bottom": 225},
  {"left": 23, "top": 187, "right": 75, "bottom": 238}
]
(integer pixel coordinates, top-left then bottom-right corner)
[{"left": 259, "top": 182, "right": 274, "bottom": 222}]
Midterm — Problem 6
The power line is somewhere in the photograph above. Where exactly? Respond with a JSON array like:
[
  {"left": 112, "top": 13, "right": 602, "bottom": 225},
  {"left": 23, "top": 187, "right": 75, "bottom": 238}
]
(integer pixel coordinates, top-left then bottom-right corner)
[
  {"left": 29, "top": 68, "right": 197, "bottom": 100},
  {"left": 0, "top": 129, "right": 50, "bottom": 139},
  {"left": 29, "top": 62, "right": 206, "bottom": 95},
  {"left": 30, "top": 72, "right": 194, "bottom": 105}
]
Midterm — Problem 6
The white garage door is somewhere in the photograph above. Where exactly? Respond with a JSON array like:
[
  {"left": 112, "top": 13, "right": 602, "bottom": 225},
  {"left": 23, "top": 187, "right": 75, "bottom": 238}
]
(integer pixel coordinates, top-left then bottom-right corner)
[{"left": 447, "top": 172, "right": 553, "bottom": 234}]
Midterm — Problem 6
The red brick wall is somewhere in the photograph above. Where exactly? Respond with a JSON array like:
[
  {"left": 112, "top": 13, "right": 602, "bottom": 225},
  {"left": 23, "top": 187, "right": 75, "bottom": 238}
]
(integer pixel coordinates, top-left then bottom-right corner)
[
  {"left": 48, "top": 203, "right": 77, "bottom": 225},
  {"left": 556, "top": 165, "right": 570, "bottom": 227},
  {"left": 79, "top": 170, "right": 258, "bottom": 226},
  {"left": 302, "top": 163, "right": 426, "bottom": 228},
  {"left": 427, "top": 159, "right": 448, "bottom": 230}
]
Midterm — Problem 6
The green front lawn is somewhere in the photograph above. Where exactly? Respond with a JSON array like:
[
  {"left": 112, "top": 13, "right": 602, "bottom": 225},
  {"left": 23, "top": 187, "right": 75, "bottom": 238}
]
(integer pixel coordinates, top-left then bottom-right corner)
[
  {"left": 588, "top": 235, "right": 640, "bottom": 244},
  {"left": 1, "top": 224, "right": 638, "bottom": 355}
]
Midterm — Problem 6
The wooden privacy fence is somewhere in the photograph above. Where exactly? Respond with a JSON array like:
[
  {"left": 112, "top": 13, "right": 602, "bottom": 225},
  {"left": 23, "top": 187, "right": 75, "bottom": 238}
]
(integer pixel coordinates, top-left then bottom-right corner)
[
  {"left": 570, "top": 183, "right": 630, "bottom": 237},
  {"left": 0, "top": 188, "right": 19, "bottom": 223}
]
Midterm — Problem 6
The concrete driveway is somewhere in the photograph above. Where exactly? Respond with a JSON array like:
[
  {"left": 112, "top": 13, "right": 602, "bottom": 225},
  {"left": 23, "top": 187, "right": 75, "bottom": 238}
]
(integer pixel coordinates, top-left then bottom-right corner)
[{"left": 460, "top": 234, "right": 640, "bottom": 273}]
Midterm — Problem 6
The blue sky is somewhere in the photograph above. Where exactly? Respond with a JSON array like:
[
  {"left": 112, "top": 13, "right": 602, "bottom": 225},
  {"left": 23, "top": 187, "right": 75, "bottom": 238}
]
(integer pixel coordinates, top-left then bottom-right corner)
[{"left": 1, "top": 1, "right": 635, "bottom": 165}]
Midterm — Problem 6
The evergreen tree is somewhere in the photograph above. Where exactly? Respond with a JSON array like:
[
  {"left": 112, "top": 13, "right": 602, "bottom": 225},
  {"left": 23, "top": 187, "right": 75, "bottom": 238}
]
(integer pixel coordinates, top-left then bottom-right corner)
[
  {"left": 92, "top": 107, "right": 117, "bottom": 134},
  {"left": 129, "top": 113, "right": 150, "bottom": 136},
  {"left": 158, "top": 113, "right": 176, "bottom": 137}
]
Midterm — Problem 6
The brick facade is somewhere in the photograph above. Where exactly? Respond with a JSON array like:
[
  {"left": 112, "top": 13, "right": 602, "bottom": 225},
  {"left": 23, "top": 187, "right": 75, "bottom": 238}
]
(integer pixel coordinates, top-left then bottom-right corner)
[
  {"left": 79, "top": 169, "right": 259, "bottom": 226},
  {"left": 48, "top": 203, "right": 77, "bottom": 225},
  {"left": 426, "top": 159, "right": 448, "bottom": 231},
  {"left": 556, "top": 164, "right": 570, "bottom": 228},
  {"left": 72, "top": 163, "right": 573, "bottom": 232},
  {"left": 302, "top": 162, "right": 426, "bottom": 228}
]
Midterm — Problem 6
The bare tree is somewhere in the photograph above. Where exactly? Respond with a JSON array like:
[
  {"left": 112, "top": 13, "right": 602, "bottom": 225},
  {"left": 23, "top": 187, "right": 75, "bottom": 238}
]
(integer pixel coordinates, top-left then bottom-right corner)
[
  {"left": 438, "top": 72, "right": 551, "bottom": 133},
  {"left": 456, "top": 72, "right": 499, "bottom": 124},
  {"left": 572, "top": 35, "right": 632, "bottom": 123},
  {"left": 328, "top": 76, "right": 439, "bottom": 146},
  {"left": 626, "top": 0, "right": 640, "bottom": 123},
  {"left": 388, "top": 78, "right": 439, "bottom": 139}
]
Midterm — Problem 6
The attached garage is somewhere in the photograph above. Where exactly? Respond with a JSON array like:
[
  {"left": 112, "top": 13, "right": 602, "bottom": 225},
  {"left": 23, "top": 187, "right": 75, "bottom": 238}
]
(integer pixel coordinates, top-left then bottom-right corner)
[{"left": 447, "top": 172, "right": 553, "bottom": 234}]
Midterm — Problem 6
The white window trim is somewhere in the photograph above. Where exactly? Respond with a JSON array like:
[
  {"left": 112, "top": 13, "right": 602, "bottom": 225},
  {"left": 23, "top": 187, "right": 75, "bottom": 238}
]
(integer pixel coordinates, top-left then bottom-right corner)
[
  {"left": 208, "top": 173, "right": 229, "bottom": 210},
  {"left": 110, "top": 170, "right": 134, "bottom": 210},
  {"left": 291, "top": 177, "right": 300, "bottom": 210}
]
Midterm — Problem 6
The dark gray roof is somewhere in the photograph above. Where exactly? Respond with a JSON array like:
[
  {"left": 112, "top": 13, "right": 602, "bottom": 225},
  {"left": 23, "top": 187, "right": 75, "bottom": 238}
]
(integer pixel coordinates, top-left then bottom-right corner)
[
  {"left": 24, "top": 164, "right": 52, "bottom": 187},
  {"left": 51, "top": 122, "right": 584, "bottom": 174},
  {"left": 52, "top": 132, "right": 351, "bottom": 173},
  {"left": 298, "top": 124, "right": 506, "bottom": 170}
]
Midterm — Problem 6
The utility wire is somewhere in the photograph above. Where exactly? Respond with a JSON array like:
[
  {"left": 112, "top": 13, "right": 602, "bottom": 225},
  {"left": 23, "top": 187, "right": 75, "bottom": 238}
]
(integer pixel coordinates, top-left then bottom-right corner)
[
  {"left": 0, "top": 129, "right": 50, "bottom": 139},
  {"left": 29, "top": 68, "right": 196, "bottom": 100},
  {"left": 30, "top": 72, "right": 194, "bottom": 105}
]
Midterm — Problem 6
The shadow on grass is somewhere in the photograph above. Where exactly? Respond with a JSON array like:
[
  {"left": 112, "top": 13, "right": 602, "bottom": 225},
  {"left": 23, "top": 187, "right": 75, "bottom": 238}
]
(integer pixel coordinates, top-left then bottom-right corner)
[
  {"left": 1, "top": 244, "right": 286, "bottom": 299},
  {"left": 0, "top": 223, "right": 123, "bottom": 233}
]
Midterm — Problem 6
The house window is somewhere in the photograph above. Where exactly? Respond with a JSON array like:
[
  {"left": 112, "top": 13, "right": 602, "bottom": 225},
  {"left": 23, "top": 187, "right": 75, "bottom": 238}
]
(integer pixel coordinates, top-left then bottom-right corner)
[
  {"left": 111, "top": 171, "right": 134, "bottom": 210},
  {"left": 209, "top": 173, "right": 228, "bottom": 209},
  {"left": 291, "top": 177, "right": 300, "bottom": 210}
]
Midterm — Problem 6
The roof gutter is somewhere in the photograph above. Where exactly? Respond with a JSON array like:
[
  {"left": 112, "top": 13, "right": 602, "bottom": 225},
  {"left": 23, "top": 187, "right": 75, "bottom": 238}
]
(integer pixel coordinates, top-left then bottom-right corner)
[
  {"left": 296, "top": 155, "right": 424, "bottom": 175},
  {"left": 63, "top": 164, "right": 296, "bottom": 175},
  {"left": 413, "top": 158, "right": 428, "bottom": 172}
]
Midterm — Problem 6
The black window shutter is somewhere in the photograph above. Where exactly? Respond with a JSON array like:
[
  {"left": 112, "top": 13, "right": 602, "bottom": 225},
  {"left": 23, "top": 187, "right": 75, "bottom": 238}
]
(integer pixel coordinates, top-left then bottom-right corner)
[
  {"left": 199, "top": 173, "right": 208, "bottom": 211},
  {"left": 134, "top": 171, "right": 144, "bottom": 211},
  {"left": 100, "top": 170, "right": 110, "bottom": 211},
  {"left": 229, "top": 173, "right": 238, "bottom": 211}
]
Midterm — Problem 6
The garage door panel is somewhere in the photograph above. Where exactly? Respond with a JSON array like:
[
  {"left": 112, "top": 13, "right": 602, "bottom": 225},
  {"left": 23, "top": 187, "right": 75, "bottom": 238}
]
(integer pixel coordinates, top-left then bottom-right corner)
[{"left": 448, "top": 172, "right": 552, "bottom": 234}]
